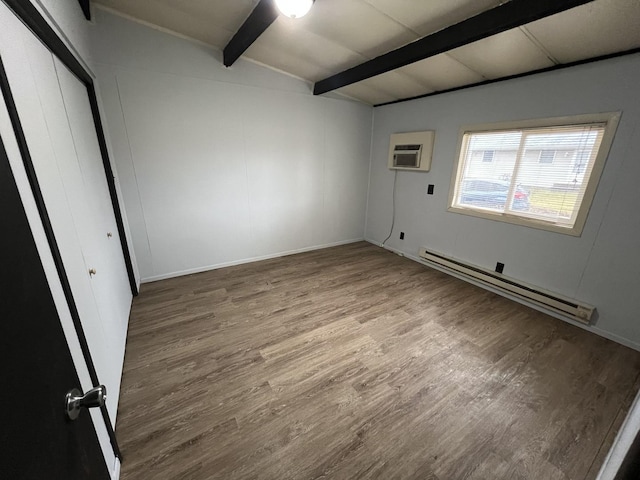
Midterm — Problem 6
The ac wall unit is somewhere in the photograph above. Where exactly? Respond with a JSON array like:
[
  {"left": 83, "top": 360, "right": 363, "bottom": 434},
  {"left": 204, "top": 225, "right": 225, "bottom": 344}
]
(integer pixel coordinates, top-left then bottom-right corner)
[
  {"left": 388, "top": 131, "right": 435, "bottom": 172},
  {"left": 418, "top": 247, "right": 595, "bottom": 324}
]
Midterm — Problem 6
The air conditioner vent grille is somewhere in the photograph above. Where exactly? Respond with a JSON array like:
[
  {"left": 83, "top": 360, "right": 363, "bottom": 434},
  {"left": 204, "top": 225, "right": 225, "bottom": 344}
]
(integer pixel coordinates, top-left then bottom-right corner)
[
  {"left": 395, "top": 144, "right": 422, "bottom": 151},
  {"left": 394, "top": 153, "right": 420, "bottom": 168}
]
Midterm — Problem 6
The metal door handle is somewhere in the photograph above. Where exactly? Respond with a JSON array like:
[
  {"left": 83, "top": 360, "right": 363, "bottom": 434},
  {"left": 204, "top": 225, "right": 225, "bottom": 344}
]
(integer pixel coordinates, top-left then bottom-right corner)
[{"left": 65, "top": 385, "right": 107, "bottom": 420}]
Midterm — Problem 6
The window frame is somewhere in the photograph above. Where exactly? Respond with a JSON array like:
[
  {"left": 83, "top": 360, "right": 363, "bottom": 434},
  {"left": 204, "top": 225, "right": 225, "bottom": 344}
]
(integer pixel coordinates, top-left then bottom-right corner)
[{"left": 447, "top": 112, "right": 621, "bottom": 236}]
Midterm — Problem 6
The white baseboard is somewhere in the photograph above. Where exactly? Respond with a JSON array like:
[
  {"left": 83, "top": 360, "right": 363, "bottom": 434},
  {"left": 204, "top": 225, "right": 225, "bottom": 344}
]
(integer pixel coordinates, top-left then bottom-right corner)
[
  {"left": 112, "top": 457, "right": 121, "bottom": 480},
  {"left": 588, "top": 327, "right": 640, "bottom": 352},
  {"left": 141, "top": 238, "right": 364, "bottom": 283}
]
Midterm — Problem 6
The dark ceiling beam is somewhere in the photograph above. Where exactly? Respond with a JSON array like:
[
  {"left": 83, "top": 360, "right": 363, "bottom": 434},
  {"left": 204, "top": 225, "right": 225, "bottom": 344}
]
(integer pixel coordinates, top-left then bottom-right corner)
[
  {"left": 375, "top": 47, "right": 640, "bottom": 107},
  {"left": 223, "top": 0, "right": 279, "bottom": 67},
  {"left": 313, "top": 0, "right": 596, "bottom": 95},
  {"left": 77, "top": 0, "right": 90, "bottom": 20}
]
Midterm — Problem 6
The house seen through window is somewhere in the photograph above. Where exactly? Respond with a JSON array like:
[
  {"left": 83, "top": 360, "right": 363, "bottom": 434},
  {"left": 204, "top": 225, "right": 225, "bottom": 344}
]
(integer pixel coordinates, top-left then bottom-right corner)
[
  {"left": 448, "top": 113, "right": 619, "bottom": 235},
  {"left": 538, "top": 150, "right": 556, "bottom": 164},
  {"left": 482, "top": 150, "right": 495, "bottom": 162}
]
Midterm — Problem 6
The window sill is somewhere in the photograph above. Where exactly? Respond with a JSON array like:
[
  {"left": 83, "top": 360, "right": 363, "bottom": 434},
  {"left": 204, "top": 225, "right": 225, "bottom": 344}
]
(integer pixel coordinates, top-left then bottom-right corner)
[{"left": 447, "top": 205, "right": 583, "bottom": 236}]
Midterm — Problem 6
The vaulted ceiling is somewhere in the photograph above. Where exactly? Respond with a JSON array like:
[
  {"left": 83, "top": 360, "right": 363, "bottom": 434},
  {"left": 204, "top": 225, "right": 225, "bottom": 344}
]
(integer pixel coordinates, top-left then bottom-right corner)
[{"left": 91, "top": 0, "right": 640, "bottom": 105}]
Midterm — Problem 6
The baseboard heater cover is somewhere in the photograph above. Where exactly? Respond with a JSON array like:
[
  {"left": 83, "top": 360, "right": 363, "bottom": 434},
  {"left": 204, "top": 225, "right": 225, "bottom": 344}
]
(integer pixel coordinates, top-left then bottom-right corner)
[{"left": 418, "top": 248, "right": 595, "bottom": 324}]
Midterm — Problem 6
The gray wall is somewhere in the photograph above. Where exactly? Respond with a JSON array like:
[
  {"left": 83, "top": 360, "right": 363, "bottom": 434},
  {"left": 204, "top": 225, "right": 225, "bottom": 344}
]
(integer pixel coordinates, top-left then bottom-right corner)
[
  {"left": 90, "top": 9, "right": 373, "bottom": 282},
  {"left": 366, "top": 53, "right": 640, "bottom": 348}
]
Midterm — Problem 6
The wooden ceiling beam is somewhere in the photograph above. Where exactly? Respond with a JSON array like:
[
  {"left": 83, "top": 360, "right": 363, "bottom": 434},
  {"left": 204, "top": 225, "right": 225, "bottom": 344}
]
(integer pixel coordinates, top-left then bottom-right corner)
[
  {"left": 78, "top": 0, "right": 90, "bottom": 20},
  {"left": 313, "top": 0, "right": 596, "bottom": 95},
  {"left": 223, "top": 0, "right": 279, "bottom": 67}
]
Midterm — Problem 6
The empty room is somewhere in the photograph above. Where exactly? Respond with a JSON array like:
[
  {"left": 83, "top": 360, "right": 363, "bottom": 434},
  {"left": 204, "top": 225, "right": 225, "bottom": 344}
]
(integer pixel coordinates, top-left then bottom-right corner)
[{"left": 2, "top": 0, "right": 640, "bottom": 479}]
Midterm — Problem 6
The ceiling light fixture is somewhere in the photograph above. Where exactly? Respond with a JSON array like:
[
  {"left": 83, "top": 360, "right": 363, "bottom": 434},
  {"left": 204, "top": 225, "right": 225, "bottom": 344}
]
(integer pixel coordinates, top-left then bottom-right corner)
[{"left": 274, "top": 0, "right": 314, "bottom": 19}]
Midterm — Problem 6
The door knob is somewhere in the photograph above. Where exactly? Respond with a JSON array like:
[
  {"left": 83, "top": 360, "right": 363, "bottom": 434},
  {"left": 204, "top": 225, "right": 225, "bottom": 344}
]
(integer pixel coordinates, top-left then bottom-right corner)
[
  {"left": 65, "top": 385, "right": 107, "bottom": 420},
  {"left": 107, "top": 232, "right": 113, "bottom": 238},
  {"left": 89, "top": 268, "right": 96, "bottom": 276}
]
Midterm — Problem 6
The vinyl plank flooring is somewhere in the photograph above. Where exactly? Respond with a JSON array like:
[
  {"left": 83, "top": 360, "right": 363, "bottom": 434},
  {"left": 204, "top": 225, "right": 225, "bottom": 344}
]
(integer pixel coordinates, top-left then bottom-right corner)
[{"left": 116, "top": 242, "right": 640, "bottom": 479}]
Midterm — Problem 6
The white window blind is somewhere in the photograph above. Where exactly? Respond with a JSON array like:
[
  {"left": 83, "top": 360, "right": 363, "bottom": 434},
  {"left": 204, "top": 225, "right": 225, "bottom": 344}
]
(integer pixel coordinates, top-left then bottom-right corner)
[{"left": 449, "top": 114, "right": 618, "bottom": 235}]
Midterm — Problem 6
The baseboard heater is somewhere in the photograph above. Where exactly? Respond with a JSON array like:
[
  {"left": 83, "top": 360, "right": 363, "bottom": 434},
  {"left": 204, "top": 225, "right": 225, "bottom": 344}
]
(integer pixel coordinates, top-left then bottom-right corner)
[{"left": 418, "top": 247, "right": 595, "bottom": 324}]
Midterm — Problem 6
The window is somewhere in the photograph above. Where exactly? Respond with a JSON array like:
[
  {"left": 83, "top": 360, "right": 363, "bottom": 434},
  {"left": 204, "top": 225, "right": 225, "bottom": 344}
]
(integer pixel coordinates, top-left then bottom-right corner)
[
  {"left": 482, "top": 150, "right": 495, "bottom": 162},
  {"left": 448, "top": 113, "right": 620, "bottom": 235},
  {"left": 538, "top": 150, "right": 555, "bottom": 164}
]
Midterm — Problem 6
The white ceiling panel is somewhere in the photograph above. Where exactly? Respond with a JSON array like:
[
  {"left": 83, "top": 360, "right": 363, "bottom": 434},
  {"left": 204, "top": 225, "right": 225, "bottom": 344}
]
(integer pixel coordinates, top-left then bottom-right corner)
[
  {"left": 448, "top": 28, "right": 556, "bottom": 79},
  {"left": 244, "top": 17, "right": 366, "bottom": 82},
  {"left": 362, "top": 70, "right": 434, "bottom": 101},
  {"left": 399, "top": 54, "right": 486, "bottom": 92},
  {"left": 524, "top": 0, "right": 640, "bottom": 63},
  {"left": 293, "top": 0, "right": 418, "bottom": 58},
  {"left": 242, "top": 41, "right": 330, "bottom": 83},
  {"left": 364, "top": 0, "right": 502, "bottom": 36},
  {"left": 94, "top": 0, "right": 258, "bottom": 48},
  {"left": 336, "top": 82, "right": 398, "bottom": 105}
]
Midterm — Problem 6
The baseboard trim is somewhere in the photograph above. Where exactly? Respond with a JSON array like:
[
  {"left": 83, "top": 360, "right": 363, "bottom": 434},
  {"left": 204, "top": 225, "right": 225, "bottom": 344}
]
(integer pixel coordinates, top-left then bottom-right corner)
[
  {"left": 112, "top": 457, "right": 121, "bottom": 480},
  {"left": 141, "top": 238, "right": 365, "bottom": 284}
]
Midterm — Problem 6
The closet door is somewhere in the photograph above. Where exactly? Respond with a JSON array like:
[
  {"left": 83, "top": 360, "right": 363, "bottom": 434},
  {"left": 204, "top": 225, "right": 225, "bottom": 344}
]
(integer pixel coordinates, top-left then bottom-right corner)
[
  {"left": 0, "top": 3, "right": 130, "bottom": 423},
  {"left": 55, "top": 59, "right": 132, "bottom": 367}
]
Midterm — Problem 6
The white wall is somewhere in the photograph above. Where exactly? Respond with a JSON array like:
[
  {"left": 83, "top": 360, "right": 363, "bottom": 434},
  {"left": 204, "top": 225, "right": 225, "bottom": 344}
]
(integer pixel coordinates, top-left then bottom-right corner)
[
  {"left": 89, "top": 8, "right": 373, "bottom": 282},
  {"left": 366, "top": 53, "right": 640, "bottom": 348},
  {"left": 33, "top": 0, "right": 92, "bottom": 65}
]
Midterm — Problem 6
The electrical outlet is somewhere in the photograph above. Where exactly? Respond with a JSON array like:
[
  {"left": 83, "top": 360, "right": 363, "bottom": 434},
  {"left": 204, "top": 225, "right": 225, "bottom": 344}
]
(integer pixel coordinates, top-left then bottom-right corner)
[
  {"left": 495, "top": 262, "right": 505, "bottom": 274},
  {"left": 400, "top": 232, "right": 405, "bottom": 240},
  {"left": 427, "top": 184, "right": 434, "bottom": 195}
]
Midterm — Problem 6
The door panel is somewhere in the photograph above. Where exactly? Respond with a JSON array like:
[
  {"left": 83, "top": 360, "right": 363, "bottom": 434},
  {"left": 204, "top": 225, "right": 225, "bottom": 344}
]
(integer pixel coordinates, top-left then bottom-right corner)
[
  {"left": 0, "top": 134, "right": 109, "bottom": 479},
  {"left": 0, "top": 3, "right": 131, "bottom": 424},
  {"left": 0, "top": 13, "right": 113, "bottom": 412},
  {"left": 55, "top": 59, "right": 132, "bottom": 356}
]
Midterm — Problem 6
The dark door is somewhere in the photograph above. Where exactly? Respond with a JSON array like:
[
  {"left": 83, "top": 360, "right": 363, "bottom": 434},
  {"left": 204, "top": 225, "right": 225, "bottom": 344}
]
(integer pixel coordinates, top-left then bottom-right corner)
[{"left": 0, "top": 136, "right": 110, "bottom": 479}]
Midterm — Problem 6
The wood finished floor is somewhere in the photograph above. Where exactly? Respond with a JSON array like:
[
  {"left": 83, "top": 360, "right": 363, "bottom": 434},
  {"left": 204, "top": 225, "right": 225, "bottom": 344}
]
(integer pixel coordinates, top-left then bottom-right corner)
[{"left": 117, "top": 242, "right": 640, "bottom": 480}]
